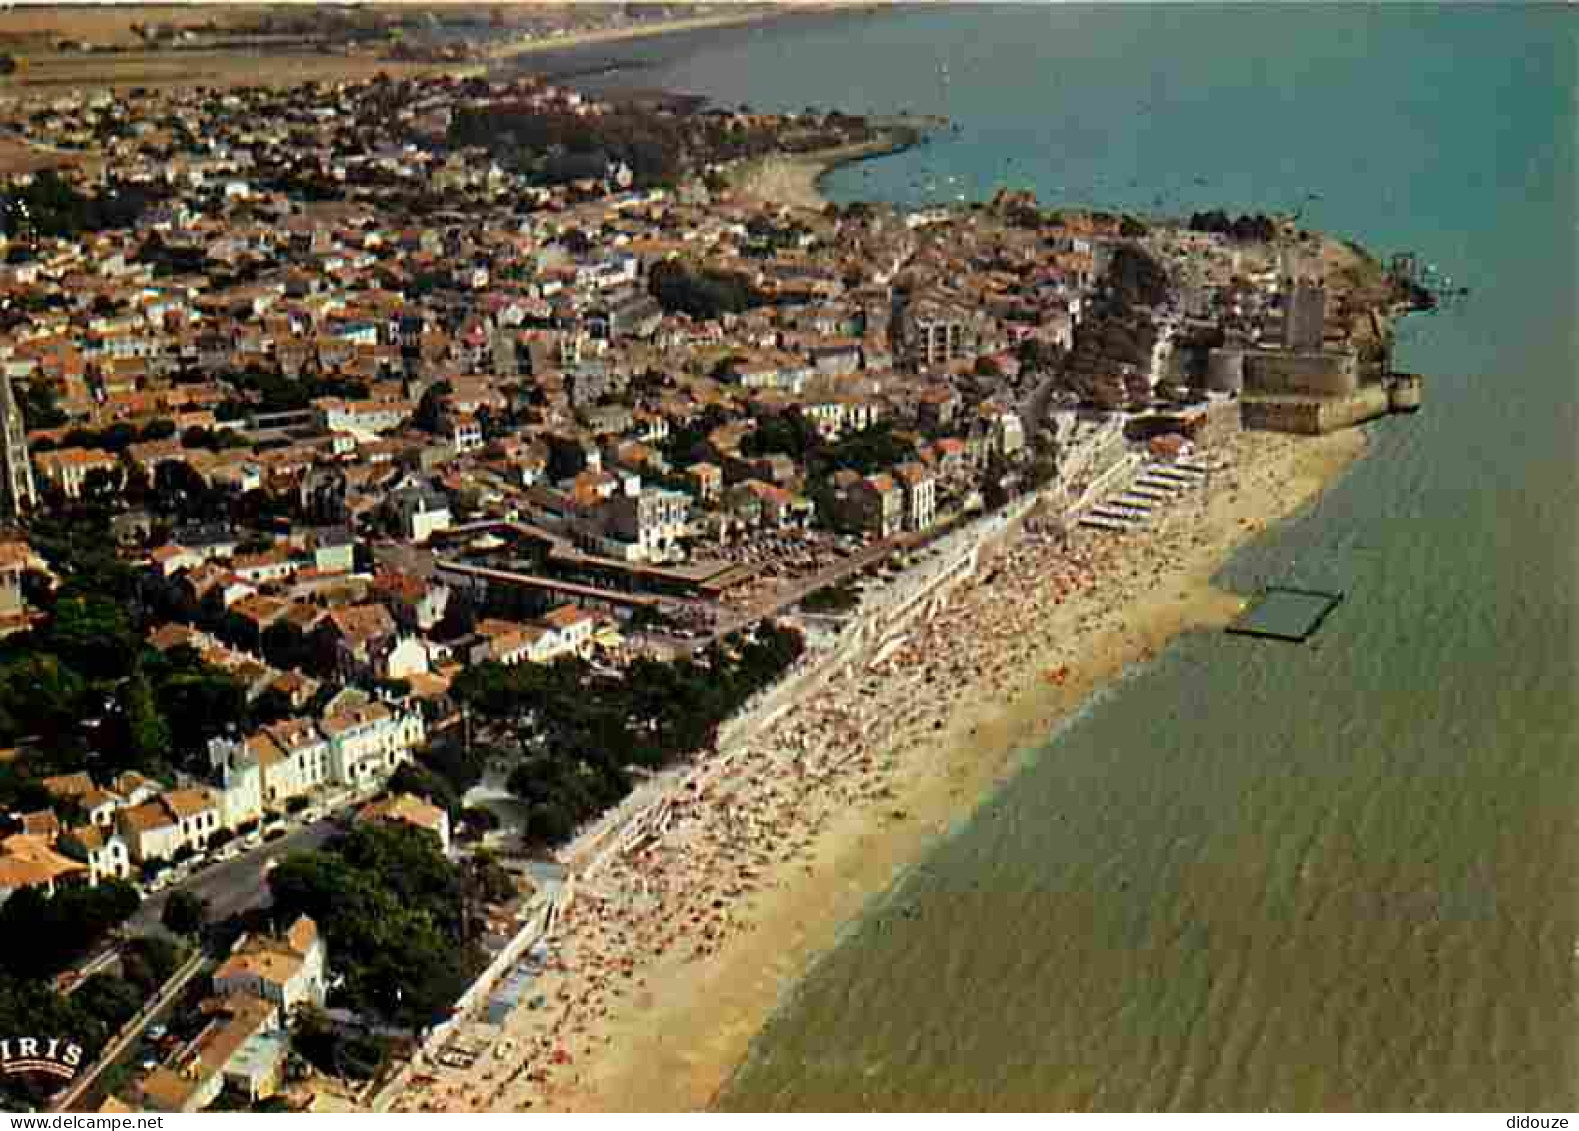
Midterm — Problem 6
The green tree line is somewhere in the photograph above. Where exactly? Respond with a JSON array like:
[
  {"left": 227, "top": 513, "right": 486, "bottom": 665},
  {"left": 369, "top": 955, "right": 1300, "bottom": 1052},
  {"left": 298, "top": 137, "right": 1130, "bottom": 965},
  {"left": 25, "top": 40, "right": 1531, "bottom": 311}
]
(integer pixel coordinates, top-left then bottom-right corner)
[{"left": 452, "top": 622, "right": 804, "bottom": 845}]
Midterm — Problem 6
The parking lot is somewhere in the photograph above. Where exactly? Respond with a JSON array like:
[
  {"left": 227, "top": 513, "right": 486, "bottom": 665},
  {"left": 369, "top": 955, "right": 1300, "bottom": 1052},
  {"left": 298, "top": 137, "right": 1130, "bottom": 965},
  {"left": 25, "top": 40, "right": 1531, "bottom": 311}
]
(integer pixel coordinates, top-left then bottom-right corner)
[{"left": 128, "top": 816, "right": 340, "bottom": 935}]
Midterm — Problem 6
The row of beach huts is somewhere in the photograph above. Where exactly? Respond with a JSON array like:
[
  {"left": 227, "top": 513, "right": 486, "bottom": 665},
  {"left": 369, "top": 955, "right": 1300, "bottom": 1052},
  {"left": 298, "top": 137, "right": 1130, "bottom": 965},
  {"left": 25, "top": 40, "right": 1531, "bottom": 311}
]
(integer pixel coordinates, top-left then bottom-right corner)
[{"left": 1076, "top": 455, "right": 1222, "bottom": 533}]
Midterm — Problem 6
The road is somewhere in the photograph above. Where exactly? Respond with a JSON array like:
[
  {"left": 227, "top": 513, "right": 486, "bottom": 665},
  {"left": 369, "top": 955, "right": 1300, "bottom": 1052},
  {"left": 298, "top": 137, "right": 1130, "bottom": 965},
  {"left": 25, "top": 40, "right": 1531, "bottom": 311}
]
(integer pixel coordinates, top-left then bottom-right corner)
[
  {"left": 52, "top": 950, "right": 207, "bottom": 1113},
  {"left": 128, "top": 819, "right": 339, "bottom": 935}
]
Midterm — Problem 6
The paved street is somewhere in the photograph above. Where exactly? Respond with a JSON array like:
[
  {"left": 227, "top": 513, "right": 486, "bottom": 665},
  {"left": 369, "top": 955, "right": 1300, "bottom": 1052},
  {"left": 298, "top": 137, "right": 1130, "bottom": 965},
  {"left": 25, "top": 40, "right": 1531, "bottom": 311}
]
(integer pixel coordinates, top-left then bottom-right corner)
[{"left": 128, "top": 818, "right": 339, "bottom": 935}]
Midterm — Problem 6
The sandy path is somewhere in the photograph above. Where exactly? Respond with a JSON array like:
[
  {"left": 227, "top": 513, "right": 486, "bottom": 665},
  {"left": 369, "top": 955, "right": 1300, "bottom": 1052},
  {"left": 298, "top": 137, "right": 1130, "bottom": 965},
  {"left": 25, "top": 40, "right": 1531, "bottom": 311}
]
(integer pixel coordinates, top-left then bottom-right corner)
[{"left": 394, "top": 426, "right": 1366, "bottom": 1114}]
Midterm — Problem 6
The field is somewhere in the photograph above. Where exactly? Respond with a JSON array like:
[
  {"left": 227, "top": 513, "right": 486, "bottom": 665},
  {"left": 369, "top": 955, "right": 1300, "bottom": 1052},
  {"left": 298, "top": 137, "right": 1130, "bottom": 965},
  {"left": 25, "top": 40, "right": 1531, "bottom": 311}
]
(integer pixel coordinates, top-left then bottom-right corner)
[
  {"left": 0, "top": 47, "right": 437, "bottom": 93},
  {"left": 0, "top": 5, "right": 261, "bottom": 49},
  {"left": 0, "top": 4, "right": 445, "bottom": 93}
]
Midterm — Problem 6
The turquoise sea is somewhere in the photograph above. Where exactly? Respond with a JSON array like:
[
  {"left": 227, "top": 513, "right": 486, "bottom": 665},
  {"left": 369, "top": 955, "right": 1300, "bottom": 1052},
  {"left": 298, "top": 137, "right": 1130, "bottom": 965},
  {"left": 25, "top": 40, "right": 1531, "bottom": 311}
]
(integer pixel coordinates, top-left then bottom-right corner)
[{"left": 522, "top": 4, "right": 1578, "bottom": 1109}]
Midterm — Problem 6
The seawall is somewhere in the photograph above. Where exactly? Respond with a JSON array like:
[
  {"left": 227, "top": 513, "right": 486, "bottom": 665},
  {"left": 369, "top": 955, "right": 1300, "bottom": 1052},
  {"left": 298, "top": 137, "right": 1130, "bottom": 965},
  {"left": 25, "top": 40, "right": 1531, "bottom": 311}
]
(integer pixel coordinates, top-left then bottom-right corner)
[{"left": 1242, "top": 385, "right": 1393, "bottom": 435}]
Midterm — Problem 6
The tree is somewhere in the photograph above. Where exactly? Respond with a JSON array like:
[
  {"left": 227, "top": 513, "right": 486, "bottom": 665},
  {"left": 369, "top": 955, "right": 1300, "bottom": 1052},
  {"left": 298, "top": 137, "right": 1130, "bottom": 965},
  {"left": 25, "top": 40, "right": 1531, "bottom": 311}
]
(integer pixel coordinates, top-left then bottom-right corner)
[
  {"left": 21, "top": 379, "right": 66, "bottom": 428},
  {"left": 261, "top": 621, "right": 314, "bottom": 673},
  {"left": 414, "top": 380, "right": 452, "bottom": 433},
  {"left": 291, "top": 1004, "right": 388, "bottom": 1081},
  {"left": 974, "top": 354, "right": 1005, "bottom": 379},
  {"left": 120, "top": 669, "right": 172, "bottom": 765},
  {"left": 1016, "top": 336, "right": 1063, "bottom": 372},
  {"left": 120, "top": 935, "right": 183, "bottom": 996},
  {"left": 1101, "top": 245, "right": 1171, "bottom": 314},
  {"left": 152, "top": 460, "right": 219, "bottom": 522},
  {"left": 813, "top": 422, "right": 911, "bottom": 478},
  {"left": 1025, "top": 442, "right": 1060, "bottom": 490},
  {"left": 463, "top": 850, "right": 516, "bottom": 905},
  {"left": 387, "top": 762, "right": 462, "bottom": 820},
  {"left": 146, "top": 650, "right": 247, "bottom": 771},
  {"left": 740, "top": 413, "right": 817, "bottom": 462},
  {"left": 648, "top": 259, "right": 766, "bottom": 320},
  {"left": 800, "top": 580, "right": 861, "bottom": 614},
  {"left": 0, "top": 653, "right": 88, "bottom": 743},
  {"left": 79, "top": 465, "right": 125, "bottom": 512},
  {"left": 458, "top": 806, "right": 500, "bottom": 840},
  {"left": 97, "top": 422, "right": 139, "bottom": 453},
  {"left": 1119, "top": 214, "right": 1148, "bottom": 238},
  {"left": 39, "top": 594, "right": 136, "bottom": 682},
  {"left": 422, "top": 742, "right": 489, "bottom": 800},
  {"left": 71, "top": 974, "right": 141, "bottom": 1030},
  {"left": 0, "top": 975, "right": 124, "bottom": 1107},
  {"left": 160, "top": 890, "right": 209, "bottom": 937},
  {"left": 0, "top": 880, "right": 140, "bottom": 979},
  {"left": 983, "top": 453, "right": 1013, "bottom": 511},
  {"left": 269, "top": 824, "right": 481, "bottom": 1029}
]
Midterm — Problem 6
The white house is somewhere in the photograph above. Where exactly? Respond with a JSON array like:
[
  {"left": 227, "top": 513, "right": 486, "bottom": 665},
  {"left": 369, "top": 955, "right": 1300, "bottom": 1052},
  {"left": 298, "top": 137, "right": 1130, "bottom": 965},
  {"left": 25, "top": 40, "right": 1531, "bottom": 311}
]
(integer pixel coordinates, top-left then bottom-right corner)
[
  {"left": 212, "top": 915, "right": 327, "bottom": 1013},
  {"left": 59, "top": 825, "right": 132, "bottom": 884},
  {"left": 319, "top": 701, "right": 425, "bottom": 791},
  {"left": 116, "top": 801, "right": 185, "bottom": 863}
]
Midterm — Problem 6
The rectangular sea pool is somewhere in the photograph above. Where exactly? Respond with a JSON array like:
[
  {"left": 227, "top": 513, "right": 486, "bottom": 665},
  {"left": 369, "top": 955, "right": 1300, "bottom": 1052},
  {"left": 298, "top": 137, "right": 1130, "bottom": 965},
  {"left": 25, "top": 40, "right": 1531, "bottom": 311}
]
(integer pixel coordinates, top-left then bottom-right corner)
[{"left": 1226, "top": 587, "right": 1345, "bottom": 642}]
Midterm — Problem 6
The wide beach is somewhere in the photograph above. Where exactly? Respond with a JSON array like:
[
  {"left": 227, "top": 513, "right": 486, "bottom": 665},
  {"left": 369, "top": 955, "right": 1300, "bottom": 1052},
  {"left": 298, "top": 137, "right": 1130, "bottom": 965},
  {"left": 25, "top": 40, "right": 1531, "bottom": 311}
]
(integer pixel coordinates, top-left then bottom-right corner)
[
  {"left": 480, "top": 4, "right": 866, "bottom": 71},
  {"left": 393, "top": 424, "right": 1367, "bottom": 1113}
]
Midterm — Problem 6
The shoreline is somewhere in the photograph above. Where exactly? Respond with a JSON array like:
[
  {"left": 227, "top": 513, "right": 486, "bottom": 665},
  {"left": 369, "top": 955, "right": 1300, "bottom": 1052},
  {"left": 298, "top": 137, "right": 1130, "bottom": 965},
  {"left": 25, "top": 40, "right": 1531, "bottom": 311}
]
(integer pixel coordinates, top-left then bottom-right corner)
[
  {"left": 460, "top": 3, "right": 876, "bottom": 81},
  {"left": 727, "top": 122, "right": 929, "bottom": 210},
  {"left": 393, "top": 424, "right": 1369, "bottom": 1114},
  {"left": 0, "top": 5, "right": 874, "bottom": 94}
]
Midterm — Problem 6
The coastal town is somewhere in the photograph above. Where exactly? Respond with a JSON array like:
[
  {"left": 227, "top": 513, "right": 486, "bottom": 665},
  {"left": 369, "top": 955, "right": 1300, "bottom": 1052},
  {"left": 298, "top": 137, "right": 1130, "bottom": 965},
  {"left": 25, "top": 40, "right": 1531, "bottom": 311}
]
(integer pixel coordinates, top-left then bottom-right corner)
[{"left": 0, "top": 46, "right": 1429, "bottom": 1116}]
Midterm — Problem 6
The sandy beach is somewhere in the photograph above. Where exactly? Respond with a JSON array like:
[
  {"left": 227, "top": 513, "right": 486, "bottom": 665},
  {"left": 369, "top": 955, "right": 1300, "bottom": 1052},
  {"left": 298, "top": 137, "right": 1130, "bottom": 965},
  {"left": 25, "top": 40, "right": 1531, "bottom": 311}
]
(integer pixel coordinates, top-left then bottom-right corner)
[
  {"left": 465, "top": 3, "right": 871, "bottom": 78},
  {"left": 727, "top": 128, "right": 922, "bottom": 211},
  {"left": 392, "top": 425, "right": 1366, "bottom": 1114}
]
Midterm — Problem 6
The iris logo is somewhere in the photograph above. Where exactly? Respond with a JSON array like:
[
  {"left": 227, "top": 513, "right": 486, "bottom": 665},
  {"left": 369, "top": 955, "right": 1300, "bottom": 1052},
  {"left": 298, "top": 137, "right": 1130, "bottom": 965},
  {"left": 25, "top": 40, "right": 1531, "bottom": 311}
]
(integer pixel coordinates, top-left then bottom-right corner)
[{"left": 0, "top": 1037, "right": 85, "bottom": 1082}]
